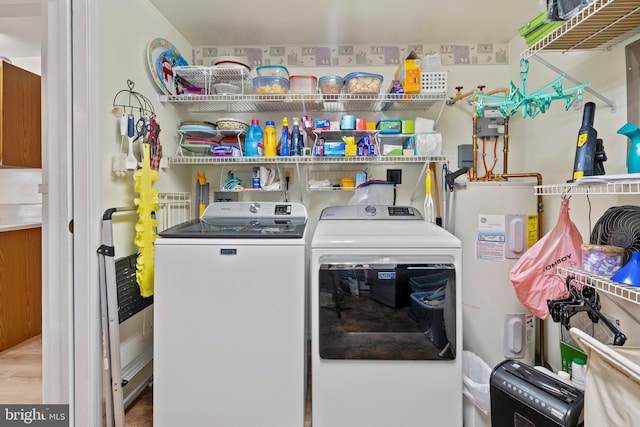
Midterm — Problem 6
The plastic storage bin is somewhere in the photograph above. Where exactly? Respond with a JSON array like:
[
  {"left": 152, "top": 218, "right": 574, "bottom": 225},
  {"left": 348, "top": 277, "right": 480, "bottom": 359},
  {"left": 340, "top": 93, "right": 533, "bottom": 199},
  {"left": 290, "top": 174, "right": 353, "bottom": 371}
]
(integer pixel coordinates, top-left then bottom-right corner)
[
  {"left": 318, "top": 75, "right": 343, "bottom": 94},
  {"left": 289, "top": 75, "right": 318, "bottom": 94},
  {"left": 409, "top": 273, "right": 449, "bottom": 293},
  {"left": 253, "top": 76, "right": 289, "bottom": 94},
  {"left": 581, "top": 244, "right": 624, "bottom": 275},
  {"left": 421, "top": 71, "right": 448, "bottom": 93},
  {"left": 410, "top": 291, "right": 447, "bottom": 349},
  {"left": 366, "top": 266, "right": 444, "bottom": 308},
  {"left": 344, "top": 72, "right": 384, "bottom": 94}
]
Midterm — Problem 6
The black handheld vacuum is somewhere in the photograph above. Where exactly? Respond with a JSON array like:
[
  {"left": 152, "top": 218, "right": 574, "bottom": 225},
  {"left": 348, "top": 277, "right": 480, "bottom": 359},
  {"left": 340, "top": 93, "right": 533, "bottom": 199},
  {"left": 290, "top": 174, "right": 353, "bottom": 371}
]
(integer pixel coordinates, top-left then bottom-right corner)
[{"left": 571, "top": 102, "right": 606, "bottom": 181}]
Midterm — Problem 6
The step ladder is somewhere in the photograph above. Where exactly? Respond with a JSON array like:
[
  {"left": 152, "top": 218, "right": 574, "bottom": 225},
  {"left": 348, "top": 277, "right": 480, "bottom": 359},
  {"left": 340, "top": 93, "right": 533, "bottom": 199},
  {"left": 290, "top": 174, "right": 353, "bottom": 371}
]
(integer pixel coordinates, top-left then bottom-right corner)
[{"left": 97, "top": 207, "right": 153, "bottom": 427}]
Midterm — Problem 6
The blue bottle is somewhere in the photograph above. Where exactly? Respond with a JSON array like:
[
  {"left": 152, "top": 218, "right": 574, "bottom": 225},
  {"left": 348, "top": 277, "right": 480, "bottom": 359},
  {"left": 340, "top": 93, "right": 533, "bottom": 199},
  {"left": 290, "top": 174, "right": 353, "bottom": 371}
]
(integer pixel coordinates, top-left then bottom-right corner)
[
  {"left": 291, "top": 118, "right": 302, "bottom": 156},
  {"left": 280, "top": 117, "right": 290, "bottom": 156},
  {"left": 245, "top": 119, "right": 262, "bottom": 157}
]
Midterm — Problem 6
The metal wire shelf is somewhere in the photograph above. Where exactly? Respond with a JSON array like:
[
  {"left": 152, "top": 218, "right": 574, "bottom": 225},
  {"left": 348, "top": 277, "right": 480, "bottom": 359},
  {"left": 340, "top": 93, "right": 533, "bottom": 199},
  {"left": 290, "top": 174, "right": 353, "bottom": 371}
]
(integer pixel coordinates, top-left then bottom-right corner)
[
  {"left": 534, "top": 181, "right": 640, "bottom": 195},
  {"left": 168, "top": 154, "right": 448, "bottom": 165},
  {"left": 559, "top": 266, "right": 640, "bottom": 305},
  {"left": 522, "top": 0, "right": 640, "bottom": 59},
  {"left": 159, "top": 92, "right": 447, "bottom": 113}
]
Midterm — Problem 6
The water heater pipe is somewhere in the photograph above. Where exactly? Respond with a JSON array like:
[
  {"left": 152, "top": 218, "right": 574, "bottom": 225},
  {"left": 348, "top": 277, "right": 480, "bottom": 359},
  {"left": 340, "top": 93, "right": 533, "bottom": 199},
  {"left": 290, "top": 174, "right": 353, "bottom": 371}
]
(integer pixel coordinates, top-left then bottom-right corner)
[{"left": 449, "top": 86, "right": 510, "bottom": 180}]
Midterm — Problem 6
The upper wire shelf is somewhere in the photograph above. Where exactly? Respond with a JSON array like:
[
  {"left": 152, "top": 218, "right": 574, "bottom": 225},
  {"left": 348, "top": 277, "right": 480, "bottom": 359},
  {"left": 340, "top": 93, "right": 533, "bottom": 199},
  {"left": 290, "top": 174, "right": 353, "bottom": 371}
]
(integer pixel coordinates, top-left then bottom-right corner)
[
  {"left": 534, "top": 180, "right": 640, "bottom": 195},
  {"left": 559, "top": 266, "right": 640, "bottom": 305},
  {"left": 521, "top": 0, "right": 640, "bottom": 59},
  {"left": 160, "top": 92, "right": 447, "bottom": 113},
  {"left": 167, "top": 154, "right": 448, "bottom": 165}
]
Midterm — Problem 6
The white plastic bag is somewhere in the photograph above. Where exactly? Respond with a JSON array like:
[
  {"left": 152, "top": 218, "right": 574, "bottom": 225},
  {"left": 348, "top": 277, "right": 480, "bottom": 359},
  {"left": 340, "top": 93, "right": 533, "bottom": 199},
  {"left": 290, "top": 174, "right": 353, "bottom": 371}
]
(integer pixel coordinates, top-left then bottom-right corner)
[
  {"left": 463, "top": 350, "right": 492, "bottom": 415},
  {"left": 348, "top": 181, "right": 395, "bottom": 205}
]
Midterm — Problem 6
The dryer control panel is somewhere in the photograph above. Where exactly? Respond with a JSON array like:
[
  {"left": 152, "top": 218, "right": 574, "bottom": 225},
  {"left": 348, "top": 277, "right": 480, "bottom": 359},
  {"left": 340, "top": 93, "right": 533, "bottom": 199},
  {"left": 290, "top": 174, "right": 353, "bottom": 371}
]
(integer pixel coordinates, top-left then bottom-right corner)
[{"left": 321, "top": 205, "right": 422, "bottom": 220}]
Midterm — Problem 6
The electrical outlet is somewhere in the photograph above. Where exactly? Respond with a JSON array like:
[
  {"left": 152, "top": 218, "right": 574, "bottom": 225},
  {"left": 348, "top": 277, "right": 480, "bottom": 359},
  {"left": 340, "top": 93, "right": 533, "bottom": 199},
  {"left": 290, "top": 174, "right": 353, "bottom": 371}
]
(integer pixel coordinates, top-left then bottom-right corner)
[
  {"left": 283, "top": 167, "right": 294, "bottom": 185},
  {"left": 387, "top": 169, "right": 402, "bottom": 184}
]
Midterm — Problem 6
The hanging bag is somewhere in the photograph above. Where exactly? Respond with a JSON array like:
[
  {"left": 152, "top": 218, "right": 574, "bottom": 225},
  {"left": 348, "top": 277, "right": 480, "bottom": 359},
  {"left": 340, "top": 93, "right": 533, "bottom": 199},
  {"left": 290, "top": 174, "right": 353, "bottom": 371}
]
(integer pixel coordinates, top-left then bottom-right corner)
[{"left": 510, "top": 197, "right": 584, "bottom": 318}]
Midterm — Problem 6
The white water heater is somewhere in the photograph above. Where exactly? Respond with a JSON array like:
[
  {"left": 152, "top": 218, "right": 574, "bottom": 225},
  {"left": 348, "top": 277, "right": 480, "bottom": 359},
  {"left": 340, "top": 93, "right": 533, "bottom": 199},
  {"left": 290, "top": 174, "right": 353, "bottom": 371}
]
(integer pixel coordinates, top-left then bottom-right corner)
[{"left": 451, "top": 181, "right": 538, "bottom": 369}]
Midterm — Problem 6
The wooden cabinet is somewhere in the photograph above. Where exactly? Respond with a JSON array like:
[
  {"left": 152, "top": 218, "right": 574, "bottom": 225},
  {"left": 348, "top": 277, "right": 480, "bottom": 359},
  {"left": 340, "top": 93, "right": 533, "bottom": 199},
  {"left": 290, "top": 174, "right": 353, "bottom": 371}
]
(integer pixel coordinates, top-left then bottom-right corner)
[
  {"left": 0, "top": 61, "right": 41, "bottom": 168},
  {"left": 0, "top": 227, "right": 42, "bottom": 352}
]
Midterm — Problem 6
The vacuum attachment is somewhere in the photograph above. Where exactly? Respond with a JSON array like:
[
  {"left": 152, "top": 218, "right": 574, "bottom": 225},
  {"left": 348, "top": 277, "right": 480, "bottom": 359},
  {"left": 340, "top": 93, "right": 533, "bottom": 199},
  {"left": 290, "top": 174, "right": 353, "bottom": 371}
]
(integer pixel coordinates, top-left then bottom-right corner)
[{"left": 571, "top": 101, "right": 598, "bottom": 181}]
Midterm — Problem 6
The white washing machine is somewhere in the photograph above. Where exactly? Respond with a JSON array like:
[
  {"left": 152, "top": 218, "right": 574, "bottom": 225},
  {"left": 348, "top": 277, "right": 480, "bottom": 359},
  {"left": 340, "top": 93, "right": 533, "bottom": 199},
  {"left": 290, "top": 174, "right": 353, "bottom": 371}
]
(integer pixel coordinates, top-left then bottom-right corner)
[
  {"left": 153, "top": 202, "right": 307, "bottom": 427},
  {"left": 311, "top": 205, "right": 463, "bottom": 427}
]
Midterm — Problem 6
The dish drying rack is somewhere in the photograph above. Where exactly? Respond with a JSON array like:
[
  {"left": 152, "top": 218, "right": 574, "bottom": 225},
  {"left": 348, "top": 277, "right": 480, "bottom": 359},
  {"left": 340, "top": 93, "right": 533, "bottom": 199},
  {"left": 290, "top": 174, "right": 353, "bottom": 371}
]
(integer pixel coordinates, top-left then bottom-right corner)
[
  {"left": 176, "top": 129, "right": 246, "bottom": 157},
  {"left": 172, "top": 65, "right": 254, "bottom": 94}
]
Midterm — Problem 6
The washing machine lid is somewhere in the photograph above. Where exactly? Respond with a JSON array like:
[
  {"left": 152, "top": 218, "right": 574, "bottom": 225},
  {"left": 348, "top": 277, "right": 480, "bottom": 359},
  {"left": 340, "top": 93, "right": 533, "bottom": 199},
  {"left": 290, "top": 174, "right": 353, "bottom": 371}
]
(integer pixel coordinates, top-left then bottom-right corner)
[
  {"left": 160, "top": 202, "right": 307, "bottom": 239},
  {"left": 312, "top": 205, "right": 461, "bottom": 249}
]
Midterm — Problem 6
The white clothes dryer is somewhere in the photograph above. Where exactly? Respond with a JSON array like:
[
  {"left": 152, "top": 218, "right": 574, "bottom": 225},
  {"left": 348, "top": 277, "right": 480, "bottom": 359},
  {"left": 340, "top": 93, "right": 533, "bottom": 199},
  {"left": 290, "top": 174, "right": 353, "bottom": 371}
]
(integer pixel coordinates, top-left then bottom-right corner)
[{"left": 311, "top": 205, "right": 463, "bottom": 427}]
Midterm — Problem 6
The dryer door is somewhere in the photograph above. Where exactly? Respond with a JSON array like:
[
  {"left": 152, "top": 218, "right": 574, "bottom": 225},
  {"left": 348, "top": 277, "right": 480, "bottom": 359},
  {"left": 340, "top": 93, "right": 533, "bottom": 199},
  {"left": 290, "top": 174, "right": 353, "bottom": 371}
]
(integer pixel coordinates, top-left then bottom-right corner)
[{"left": 318, "top": 263, "right": 456, "bottom": 360}]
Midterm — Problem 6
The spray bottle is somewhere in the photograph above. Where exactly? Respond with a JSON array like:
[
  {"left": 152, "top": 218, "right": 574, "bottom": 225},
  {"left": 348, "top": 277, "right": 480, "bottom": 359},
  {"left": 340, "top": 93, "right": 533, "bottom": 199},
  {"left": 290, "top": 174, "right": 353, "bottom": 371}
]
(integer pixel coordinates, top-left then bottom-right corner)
[
  {"left": 280, "top": 117, "right": 290, "bottom": 156},
  {"left": 617, "top": 122, "right": 640, "bottom": 173},
  {"left": 571, "top": 102, "right": 597, "bottom": 181},
  {"left": 291, "top": 118, "right": 302, "bottom": 156}
]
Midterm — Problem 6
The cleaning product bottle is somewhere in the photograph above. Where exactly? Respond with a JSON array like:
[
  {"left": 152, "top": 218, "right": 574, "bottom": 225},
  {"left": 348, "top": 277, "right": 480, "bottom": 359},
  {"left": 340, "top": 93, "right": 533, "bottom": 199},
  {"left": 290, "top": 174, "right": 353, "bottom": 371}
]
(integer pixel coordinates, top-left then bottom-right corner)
[
  {"left": 264, "top": 120, "right": 277, "bottom": 157},
  {"left": 617, "top": 122, "right": 640, "bottom": 173},
  {"left": 291, "top": 118, "right": 302, "bottom": 156},
  {"left": 571, "top": 358, "right": 586, "bottom": 391},
  {"left": 245, "top": 119, "right": 263, "bottom": 157},
  {"left": 280, "top": 117, "right": 290, "bottom": 156},
  {"left": 571, "top": 102, "right": 598, "bottom": 181}
]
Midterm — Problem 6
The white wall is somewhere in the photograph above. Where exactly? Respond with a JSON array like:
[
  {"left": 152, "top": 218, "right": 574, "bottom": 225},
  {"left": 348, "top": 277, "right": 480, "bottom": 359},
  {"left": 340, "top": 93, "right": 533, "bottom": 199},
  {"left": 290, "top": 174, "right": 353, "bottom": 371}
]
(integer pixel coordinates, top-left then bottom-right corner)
[{"left": 97, "top": 0, "right": 194, "bottom": 376}]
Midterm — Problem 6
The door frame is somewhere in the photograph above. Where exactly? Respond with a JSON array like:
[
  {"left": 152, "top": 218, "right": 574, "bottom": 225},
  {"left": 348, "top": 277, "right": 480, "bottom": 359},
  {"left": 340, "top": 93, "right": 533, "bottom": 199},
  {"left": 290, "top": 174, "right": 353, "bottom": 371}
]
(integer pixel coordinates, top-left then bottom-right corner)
[{"left": 43, "top": 0, "right": 103, "bottom": 425}]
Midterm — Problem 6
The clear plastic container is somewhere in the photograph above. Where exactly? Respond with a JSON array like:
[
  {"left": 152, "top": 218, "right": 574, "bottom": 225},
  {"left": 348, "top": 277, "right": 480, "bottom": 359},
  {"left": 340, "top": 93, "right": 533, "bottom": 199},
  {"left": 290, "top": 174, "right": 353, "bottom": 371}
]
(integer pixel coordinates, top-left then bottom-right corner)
[
  {"left": 318, "top": 75, "right": 343, "bottom": 94},
  {"left": 581, "top": 244, "right": 624, "bottom": 275},
  {"left": 253, "top": 76, "right": 289, "bottom": 94},
  {"left": 289, "top": 75, "right": 318, "bottom": 94},
  {"left": 343, "top": 72, "right": 384, "bottom": 94},
  {"left": 255, "top": 65, "right": 290, "bottom": 78}
]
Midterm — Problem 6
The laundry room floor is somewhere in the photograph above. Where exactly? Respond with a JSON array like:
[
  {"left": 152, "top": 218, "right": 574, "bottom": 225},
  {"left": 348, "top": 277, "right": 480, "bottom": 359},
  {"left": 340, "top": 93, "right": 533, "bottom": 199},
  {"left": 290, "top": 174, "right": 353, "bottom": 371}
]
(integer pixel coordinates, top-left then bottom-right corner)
[{"left": 0, "top": 336, "right": 313, "bottom": 426}]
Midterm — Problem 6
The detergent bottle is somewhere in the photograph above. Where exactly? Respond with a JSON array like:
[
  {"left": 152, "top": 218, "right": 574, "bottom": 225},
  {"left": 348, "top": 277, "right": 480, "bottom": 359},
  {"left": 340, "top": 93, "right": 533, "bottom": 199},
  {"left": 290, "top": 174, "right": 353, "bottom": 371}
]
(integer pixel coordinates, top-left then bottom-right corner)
[
  {"left": 245, "top": 119, "right": 263, "bottom": 157},
  {"left": 291, "top": 118, "right": 302, "bottom": 156},
  {"left": 617, "top": 122, "right": 640, "bottom": 173},
  {"left": 264, "top": 120, "right": 277, "bottom": 157},
  {"left": 280, "top": 117, "right": 290, "bottom": 156}
]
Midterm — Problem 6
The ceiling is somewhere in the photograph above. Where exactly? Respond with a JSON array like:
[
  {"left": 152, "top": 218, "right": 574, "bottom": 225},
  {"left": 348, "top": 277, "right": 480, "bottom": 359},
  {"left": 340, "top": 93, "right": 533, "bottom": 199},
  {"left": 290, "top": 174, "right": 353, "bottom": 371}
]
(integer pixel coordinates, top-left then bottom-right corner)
[
  {"left": 0, "top": 0, "right": 543, "bottom": 61},
  {"left": 147, "top": 0, "right": 542, "bottom": 47}
]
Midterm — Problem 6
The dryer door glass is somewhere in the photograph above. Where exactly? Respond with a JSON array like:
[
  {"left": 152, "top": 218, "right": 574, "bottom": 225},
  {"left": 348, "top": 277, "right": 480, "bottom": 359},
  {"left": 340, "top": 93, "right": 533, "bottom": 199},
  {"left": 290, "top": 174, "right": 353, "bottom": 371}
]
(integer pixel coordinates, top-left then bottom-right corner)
[{"left": 318, "top": 263, "right": 456, "bottom": 360}]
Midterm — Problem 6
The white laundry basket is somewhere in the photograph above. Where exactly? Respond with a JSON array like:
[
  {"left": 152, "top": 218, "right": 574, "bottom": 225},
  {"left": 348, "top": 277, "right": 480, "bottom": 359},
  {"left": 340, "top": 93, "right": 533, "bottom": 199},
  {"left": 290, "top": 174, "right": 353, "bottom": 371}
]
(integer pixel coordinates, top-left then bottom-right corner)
[{"left": 570, "top": 327, "right": 640, "bottom": 426}]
